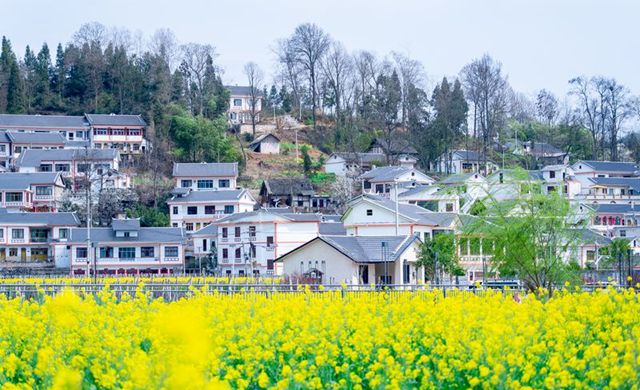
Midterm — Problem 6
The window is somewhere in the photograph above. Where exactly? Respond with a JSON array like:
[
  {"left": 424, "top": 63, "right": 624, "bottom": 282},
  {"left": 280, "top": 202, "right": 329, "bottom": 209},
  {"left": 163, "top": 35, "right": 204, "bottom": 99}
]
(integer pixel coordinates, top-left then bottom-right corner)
[
  {"left": 235, "top": 248, "right": 241, "bottom": 259},
  {"left": 219, "top": 179, "right": 230, "bottom": 188},
  {"left": 129, "top": 129, "right": 141, "bottom": 136},
  {"left": 141, "top": 247, "right": 155, "bottom": 257},
  {"left": 549, "top": 171, "right": 556, "bottom": 179},
  {"left": 77, "top": 163, "right": 90, "bottom": 173},
  {"left": 233, "top": 99, "right": 242, "bottom": 106},
  {"left": 39, "top": 164, "right": 52, "bottom": 172},
  {"left": 99, "top": 247, "right": 114, "bottom": 258},
  {"left": 267, "top": 236, "right": 274, "bottom": 247},
  {"left": 446, "top": 203, "right": 454, "bottom": 212},
  {"left": 11, "top": 229, "right": 24, "bottom": 239},
  {"left": 267, "top": 259, "right": 274, "bottom": 270},
  {"left": 123, "top": 232, "right": 131, "bottom": 238},
  {"left": 185, "top": 223, "right": 194, "bottom": 231},
  {"left": 222, "top": 248, "right": 228, "bottom": 259},
  {"left": 202, "top": 239, "right": 207, "bottom": 252},
  {"left": 112, "top": 129, "right": 125, "bottom": 136},
  {"left": 205, "top": 205, "right": 216, "bottom": 214},
  {"left": 187, "top": 206, "right": 198, "bottom": 215},
  {"left": 366, "top": 209, "right": 373, "bottom": 216},
  {"left": 363, "top": 181, "right": 371, "bottom": 190},
  {"left": 620, "top": 230, "right": 627, "bottom": 238},
  {"left": 181, "top": 179, "right": 192, "bottom": 188},
  {"left": 35, "top": 186, "right": 52, "bottom": 196},
  {"left": 9, "top": 248, "right": 17, "bottom": 257},
  {"left": 224, "top": 205, "right": 234, "bottom": 214},
  {"left": 0, "top": 229, "right": 4, "bottom": 239},
  {"left": 249, "top": 226, "right": 256, "bottom": 238},
  {"left": 197, "top": 180, "right": 214, "bottom": 189},
  {"left": 55, "top": 164, "right": 70, "bottom": 172},
  {"left": 118, "top": 247, "right": 136, "bottom": 260},
  {"left": 297, "top": 200, "right": 303, "bottom": 207},
  {"left": 235, "top": 227, "right": 241, "bottom": 237},
  {"left": 6, "top": 192, "right": 22, "bottom": 202},
  {"left": 94, "top": 128, "right": 108, "bottom": 135},
  {"left": 76, "top": 247, "right": 88, "bottom": 258},
  {"left": 0, "top": 145, "right": 5, "bottom": 153},
  {"left": 172, "top": 206, "right": 178, "bottom": 215},
  {"left": 132, "top": 144, "right": 140, "bottom": 151},
  {"left": 222, "top": 227, "right": 228, "bottom": 238}
]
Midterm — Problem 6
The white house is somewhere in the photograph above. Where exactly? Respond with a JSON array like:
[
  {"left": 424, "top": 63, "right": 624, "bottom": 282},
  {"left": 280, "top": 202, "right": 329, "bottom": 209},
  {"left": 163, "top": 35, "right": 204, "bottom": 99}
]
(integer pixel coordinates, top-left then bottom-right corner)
[
  {"left": 227, "top": 86, "right": 263, "bottom": 124},
  {"left": 172, "top": 162, "right": 238, "bottom": 191},
  {"left": 15, "top": 148, "right": 128, "bottom": 189},
  {"left": 0, "top": 172, "right": 66, "bottom": 212},
  {"left": 431, "top": 150, "right": 497, "bottom": 175},
  {"left": 578, "top": 178, "right": 640, "bottom": 202},
  {"left": 359, "top": 166, "right": 435, "bottom": 199},
  {"left": 249, "top": 134, "right": 280, "bottom": 154},
  {"left": 571, "top": 160, "right": 639, "bottom": 190},
  {"left": 342, "top": 194, "right": 458, "bottom": 242},
  {"left": 275, "top": 235, "right": 423, "bottom": 285},
  {"left": 438, "top": 173, "right": 488, "bottom": 199},
  {"left": 167, "top": 189, "right": 256, "bottom": 232},
  {"left": 85, "top": 114, "right": 147, "bottom": 156},
  {"left": 0, "top": 210, "right": 80, "bottom": 265},
  {"left": 398, "top": 185, "right": 460, "bottom": 213},
  {"left": 63, "top": 218, "right": 187, "bottom": 275},
  {"left": 324, "top": 152, "right": 386, "bottom": 177},
  {"left": 204, "top": 208, "right": 336, "bottom": 276},
  {"left": 0, "top": 131, "right": 67, "bottom": 168}
]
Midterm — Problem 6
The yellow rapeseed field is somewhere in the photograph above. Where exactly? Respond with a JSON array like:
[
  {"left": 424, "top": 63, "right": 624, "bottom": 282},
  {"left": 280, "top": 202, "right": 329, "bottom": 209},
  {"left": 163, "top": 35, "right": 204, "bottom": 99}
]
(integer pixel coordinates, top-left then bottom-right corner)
[{"left": 0, "top": 286, "right": 638, "bottom": 389}]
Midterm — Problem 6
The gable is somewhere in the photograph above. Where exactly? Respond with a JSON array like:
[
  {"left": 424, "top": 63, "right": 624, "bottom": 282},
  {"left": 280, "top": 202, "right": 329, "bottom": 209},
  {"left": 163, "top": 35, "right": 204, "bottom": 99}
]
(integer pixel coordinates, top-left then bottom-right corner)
[{"left": 343, "top": 200, "right": 414, "bottom": 225}]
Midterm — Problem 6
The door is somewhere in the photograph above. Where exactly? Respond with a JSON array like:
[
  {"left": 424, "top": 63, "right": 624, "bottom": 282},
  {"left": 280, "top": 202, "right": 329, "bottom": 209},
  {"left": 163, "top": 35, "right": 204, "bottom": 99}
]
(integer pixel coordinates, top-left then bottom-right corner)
[
  {"left": 20, "top": 248, "right": 26, "bottom": 262},
  {"left": 359, "top": 265, "right": 369, "bottom": 284}
]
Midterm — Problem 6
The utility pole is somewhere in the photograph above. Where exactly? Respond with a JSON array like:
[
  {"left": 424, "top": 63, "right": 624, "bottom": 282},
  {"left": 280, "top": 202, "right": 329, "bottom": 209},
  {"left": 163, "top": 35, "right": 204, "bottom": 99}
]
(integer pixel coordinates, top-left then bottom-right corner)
[{"left": 394, "top": 181, "right": 399, "bottom": 236}]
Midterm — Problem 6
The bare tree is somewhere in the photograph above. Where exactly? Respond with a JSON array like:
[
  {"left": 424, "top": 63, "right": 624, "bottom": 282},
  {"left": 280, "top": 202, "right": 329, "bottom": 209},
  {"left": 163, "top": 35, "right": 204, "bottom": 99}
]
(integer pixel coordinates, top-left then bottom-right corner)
[
  {"left": 287, "top": 23, "right": 331, "bottom": 129},
  {"left": 244, "top": 62, "right": 264, "bottom": 137},
  {"left": 392, "top": 51, "right": 425, "bottom": 127},
  {"left": 180, "top": 43, "right": 217, "bottom": 115},
  {"left": 149, "top": 28, "right": 179, "bottom": 71},
  {"left": 536, "top": 89, "right": 559, "bottom": 127},
  {"left": 460, "top": 54, "right": 509, "bottom": 173},
  {"left": 321, "top": 42, "right": 353, "bottom": 143},
  {"left": 599, "top": 78, "right": 632, "bottom": 161},
  {"left": 569, "top": 76, "right": 600, "bottom": 159},
  {"left": 275, "top": 39, "right": 304, "bottom": 120},
  {"left": 73, "top": 22, "right": 108, "bottom": 48},
  {"left": 353, "top": 50, "right": 379, "bottom": 121}
]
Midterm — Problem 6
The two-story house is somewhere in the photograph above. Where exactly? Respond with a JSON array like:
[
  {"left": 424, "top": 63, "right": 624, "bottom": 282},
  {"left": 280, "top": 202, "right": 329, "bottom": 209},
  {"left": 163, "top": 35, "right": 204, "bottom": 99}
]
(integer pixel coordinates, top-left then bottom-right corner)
[
  {"left": 571, "top": 160, "right": 639, "bottom": 193},
  {"left": 359, "top": 166, "right": 435, "bottom": 199},
  {"left": 63, "top": 218, "right": 187, "bottom": 275},
  {"left": 172, "top": 162, "right": 238, "bottom": 190},
  {"left": 0, "top": 210, "right": 80, "bottom": 265},
  {"left": 0, "top": 172, "right": 66, "bottom": 212},
  {"left": 15, "top": 148, "right": 127, "bottom": 189},
  {"left": 85, "top": 114, "right": 147, "bottom": 156},
  {"left": 0, "top": 131, "right": 67, "bottom": 168},
  {"left": 581, "top": 178, "right": 640, "bottom": 202},
  {"left": 0, "top": 114, "right": 90, "bottom": 142},
  {"left": 167, "top": 189, "right": 257, "bottom": 232},
  {"left": 227, "top": 86, "right": 263, "bottom": 125},
  {"left": 431, "top": 150, "right": 497, "bottom": 175}
]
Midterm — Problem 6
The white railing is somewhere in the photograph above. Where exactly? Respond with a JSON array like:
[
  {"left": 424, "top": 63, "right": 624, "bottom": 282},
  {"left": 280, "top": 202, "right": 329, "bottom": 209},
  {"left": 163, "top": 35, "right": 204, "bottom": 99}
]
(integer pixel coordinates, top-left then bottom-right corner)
[
  {"left": 4, "top": 201, "right": 28, "bottom": 207},
  {"left": 10, "top": 238, "right": 25, "bottom": 244},
  {"left": 33, "top": 195, "right": 53, "bottom": 201}
]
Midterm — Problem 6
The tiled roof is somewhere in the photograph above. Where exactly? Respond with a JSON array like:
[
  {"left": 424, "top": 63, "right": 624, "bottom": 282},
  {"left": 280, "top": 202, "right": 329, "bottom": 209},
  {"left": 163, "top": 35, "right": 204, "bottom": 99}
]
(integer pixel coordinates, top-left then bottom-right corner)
[
  {"left": 588, "top": 178, "right": 640, "bottom": 192},
  {"left": 0, "top": 172, "right": 62, "bottom": 190},
  {"left": 172, "top": 162, "right": 238, "bottom": 177},
  {"left": 69, "top": 227, "right": 186, "bottom": 243},
  {"left": 577, "top": 160, "right": 638, "bottom": 173},
  {"left": 249, "top": 133, "right": 280, "bottom": 147},
  {"left": 168, "top": 189, "right": 252, "bottom": 204},
  {"left": 16, "top": 148, "right": 118, "bottom": 168},
  {"left": 226, "top": 86, "right": 265, "bottom": 97},
  {"left": 262, "top": 178, "right": 315, "bottom": 196},
  {"left": 85, "top": 114, "right": 146, "bottom": 127},
  {"left": 591, "top": 203, "right": 640, "bottom": 214},
  {"left": 331, "top": 152, "right": 386, "bottom": 164},
  {"left": 316, "top": 235, "right": 419, "bottom": 263},
  {"left": 111, "top": 219, "right": 141, "bottom": 231},
  {"left": 1, "top": 131, "right": 66, "bottom": 144},
  {"left": 0, "top": 211, "right": 79, "bottom": 225},
  {"left": 359, "top": 166, "right": 433, "bottom": 183},
  {"left": 0, "top": 114, "right": 88, "bottom": 128}
]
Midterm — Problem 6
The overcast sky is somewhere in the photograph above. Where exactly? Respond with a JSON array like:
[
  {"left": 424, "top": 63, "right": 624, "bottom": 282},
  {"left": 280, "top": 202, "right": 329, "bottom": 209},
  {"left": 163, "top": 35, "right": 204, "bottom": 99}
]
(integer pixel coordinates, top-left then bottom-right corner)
[{"left": 4, "top": 0, "right": 639, "bottom": 99}]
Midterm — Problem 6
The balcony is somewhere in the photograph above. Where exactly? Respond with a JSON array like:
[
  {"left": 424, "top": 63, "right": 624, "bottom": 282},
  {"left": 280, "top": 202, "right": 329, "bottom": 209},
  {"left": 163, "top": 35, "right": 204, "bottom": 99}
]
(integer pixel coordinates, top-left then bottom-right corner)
[
  {"left": 33, "top": 194, "right": 54, "bottom": 201},
  {"left": 4, "top": 201, "right": 29, "bottom": 208},
  {"left": 10, "top": 238, "right": 26, "bottom": 244}
]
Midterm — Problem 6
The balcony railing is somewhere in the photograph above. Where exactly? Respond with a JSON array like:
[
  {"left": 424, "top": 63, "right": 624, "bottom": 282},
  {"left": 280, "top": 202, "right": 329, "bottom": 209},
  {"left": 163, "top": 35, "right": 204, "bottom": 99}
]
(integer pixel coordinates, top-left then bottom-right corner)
[
  {"left": 33, "top": 194, "right": 54, "bottom": 201},
  {"left": 10, "top": 238, "right": 26, "bottom": 244},
  {"left": 4, "top": 201, "right": 28, "bottom": 207}
]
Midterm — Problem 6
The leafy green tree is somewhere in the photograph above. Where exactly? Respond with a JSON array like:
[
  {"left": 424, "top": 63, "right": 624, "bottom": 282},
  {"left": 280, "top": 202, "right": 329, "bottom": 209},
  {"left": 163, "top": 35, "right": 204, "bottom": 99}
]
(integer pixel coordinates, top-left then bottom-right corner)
[
  {"left": 602, "top": 238, "right": 630, "bottom": 268},
  {"left": 417, "top": 233, "right": 463, "bottom": 282},
  {"left": 466, "top": 172, "right": 586, "bottom": 292},
  {"left": 126, "top": 205, "right": 170, "bottom": 227}
]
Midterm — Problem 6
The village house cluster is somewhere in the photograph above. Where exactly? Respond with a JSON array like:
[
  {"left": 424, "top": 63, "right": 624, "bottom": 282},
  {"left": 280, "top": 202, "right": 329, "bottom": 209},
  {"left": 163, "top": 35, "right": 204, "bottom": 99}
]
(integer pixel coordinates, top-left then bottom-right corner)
[{"left": 0, "top": 85, "right": 637, "bottom": 284}]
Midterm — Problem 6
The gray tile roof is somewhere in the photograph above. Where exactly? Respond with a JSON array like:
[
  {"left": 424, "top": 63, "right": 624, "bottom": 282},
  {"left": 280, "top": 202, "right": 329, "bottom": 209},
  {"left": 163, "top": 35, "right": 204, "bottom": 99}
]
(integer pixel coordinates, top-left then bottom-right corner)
[
  {"left": 524, "top": 141, "right": 564, "bottom": 156},
  {"left": 317, "top": 235, "right": 419, "bottom": 263},
  {"left": 214, "top": 208, "right": 323, "bottom": 223},
  {"left": 16, "top": 148, "right": 119, "bottom": 168},
  {"left": 69, "top": 227, "right": 186, "bottom": 244},
  {"left": 452, "top": 150, "right": 484, "bottom": 161},
  {"left": 359, "top": 166, "right": 432, "bottom": 183},
  {"left": 0, "top": 211, "right": 80, "bottom": 225},
  {"left": 172, "top": 162, "right": 238, "bottom": 177},
  {"left": 398, "top": 185, "right": 439, "bottom": 198},
  {"left": 319, "top": 222, "right": 346, "bottom": 235},
  {"left": 575, "top": 229, "right": 612, "bottom": 245},
  {"left": 0, "top": 172, "right": 62, "bottom": 190},
  {"left": 226, "top": 86, "right": 265, "bottom": 97},
  {"left": 370, "top": 138, "right": 418, "bottom": 155},
  {"left": 0, "top": 131, "right": 66, "bottom": 144},
  {"left": 592, "top": 203, "right": 640, "bottom": 214},
  {"left": 262, "top": 178, "right": 315, "bottom": 196},
  {"left": 249, "top": 133, "right": 280, "bottom": 147},
  {"left": 192, "top": 223, "right": 218, "bottom": 236},
  {"left": 112, "top": 219, "right": 141, "bottom": 231},
  {"left": 0, "top": 114, "right": 88, "bottom": 129},
  {"left": 588, "top": 177, "right": 640, "bottom": 192},
  {"left": 332, "top": 152, "right": 386, "bottom": 164},
  {"left": 168, "top": 189, "right": 252, "bottom": 203},
  {"left": 578, "top": 160, "right": 639, "bottom": 174},
  {"left": 439, "top": 172, "right": 484, "bottom": 184},
  {"left": 85, "top": 114, "right": 146, "bottom": 127}
]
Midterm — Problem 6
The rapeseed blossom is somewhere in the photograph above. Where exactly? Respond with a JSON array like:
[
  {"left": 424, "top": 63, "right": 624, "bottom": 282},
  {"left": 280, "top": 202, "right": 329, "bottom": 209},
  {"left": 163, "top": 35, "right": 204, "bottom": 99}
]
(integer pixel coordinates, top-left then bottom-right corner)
[{"left": 0, "top": 286, "right": 636, "bottom": 388}]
